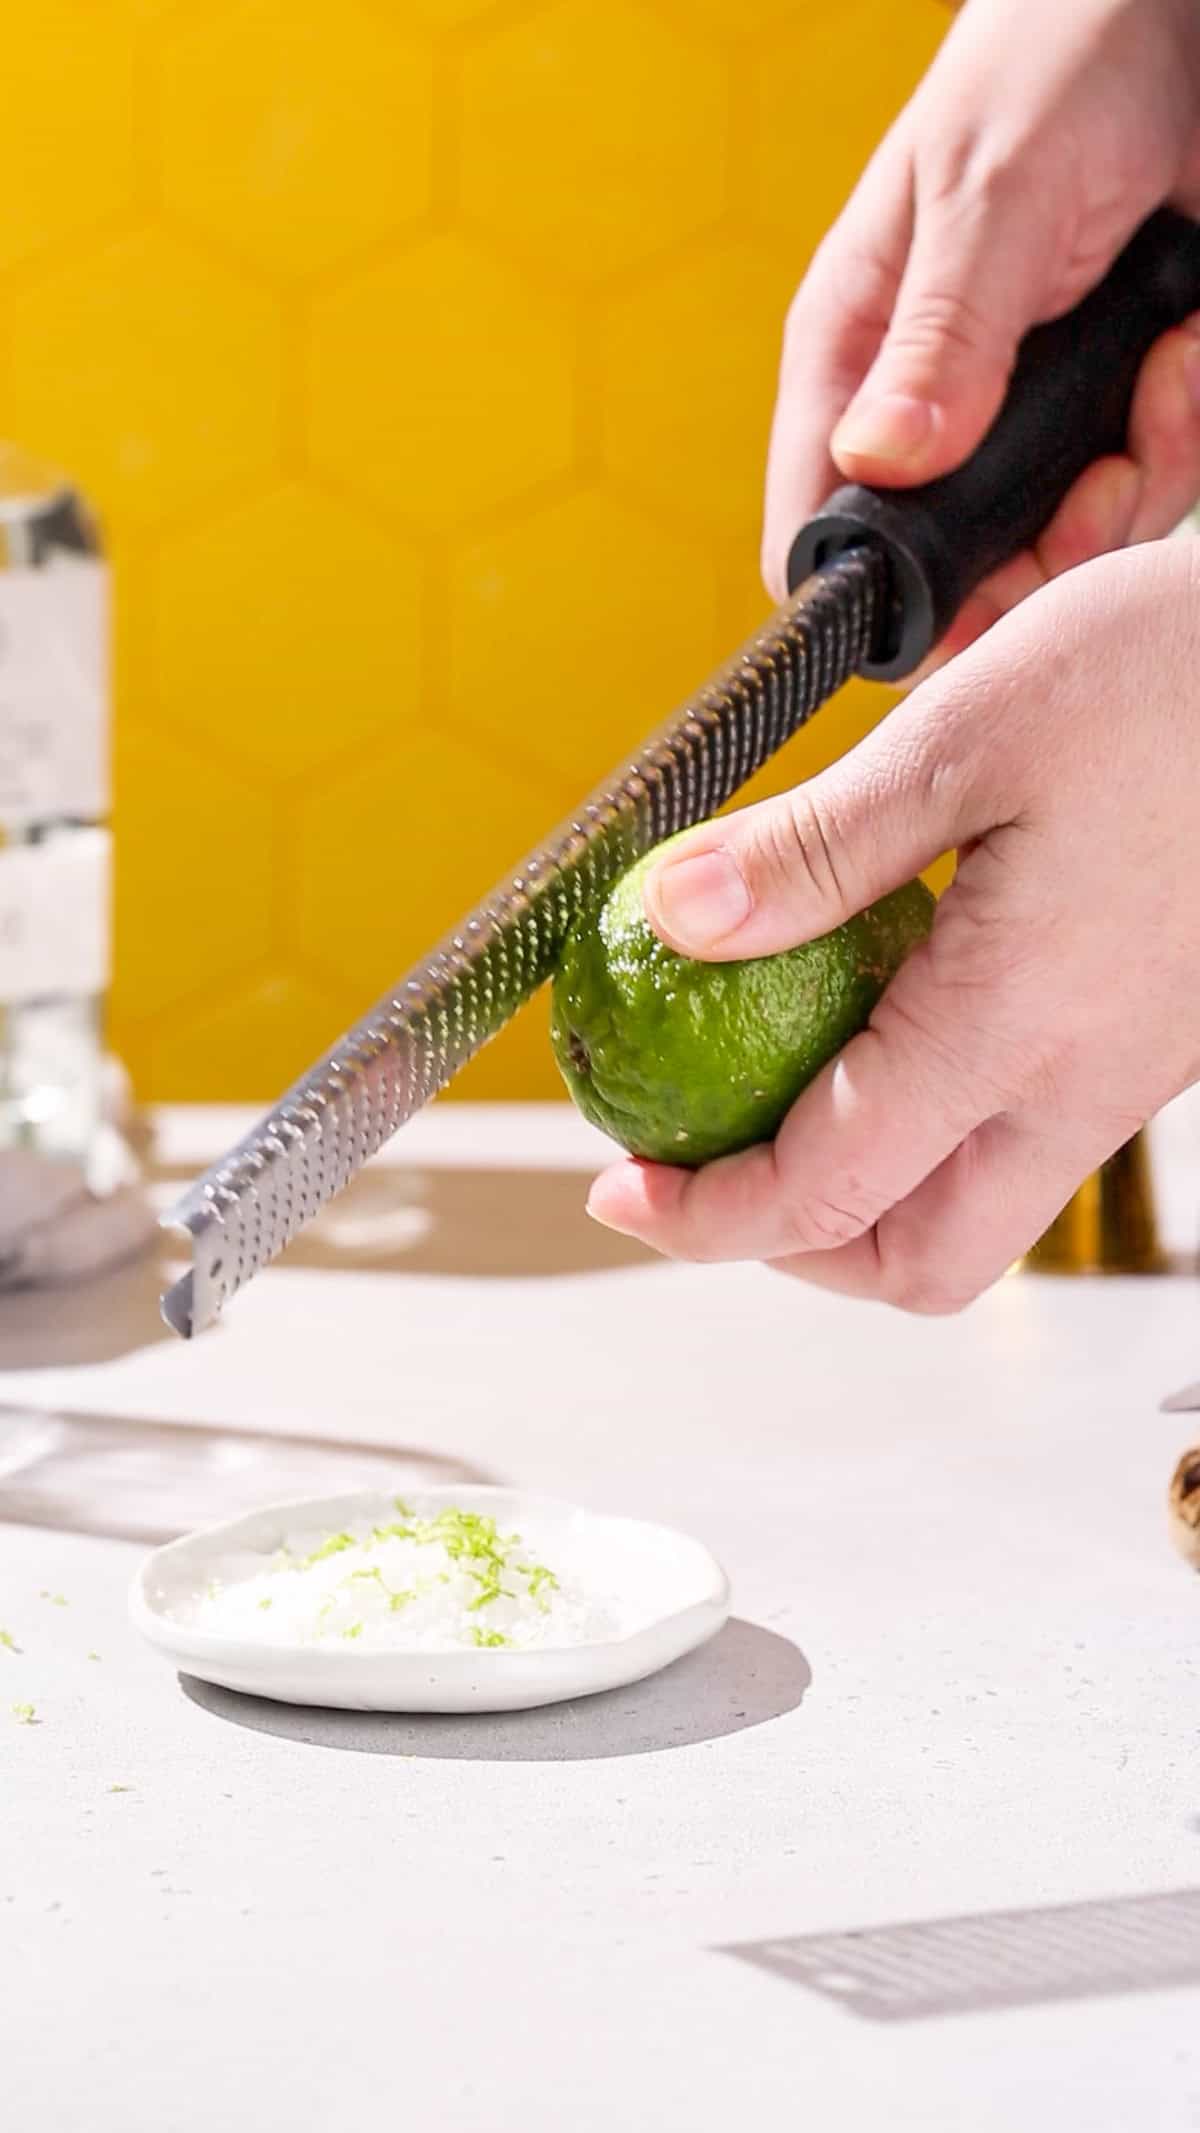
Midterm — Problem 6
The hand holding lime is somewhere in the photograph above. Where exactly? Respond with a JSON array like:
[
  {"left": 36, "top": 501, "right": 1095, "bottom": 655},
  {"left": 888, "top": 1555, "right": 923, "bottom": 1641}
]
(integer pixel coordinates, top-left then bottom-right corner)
[{"left": 552, "top": 833, "right": 934, "bottom": 1167}]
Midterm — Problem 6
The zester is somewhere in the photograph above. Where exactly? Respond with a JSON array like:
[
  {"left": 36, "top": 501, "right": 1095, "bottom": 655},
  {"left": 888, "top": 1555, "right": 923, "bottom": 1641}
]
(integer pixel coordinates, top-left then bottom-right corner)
[{"left": 162, "top": 208, "right": 1200, "bottom": 1338}]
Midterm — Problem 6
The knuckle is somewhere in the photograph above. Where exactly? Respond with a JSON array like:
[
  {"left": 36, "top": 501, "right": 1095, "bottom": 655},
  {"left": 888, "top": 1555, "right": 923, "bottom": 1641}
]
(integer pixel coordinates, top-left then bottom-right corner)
[
  {"left": 781, "top": 231, "right": 903, "bottom": 382},
  {"left": 822, "top": 237, "right": 904, "bottom": 337},
  {"left": 901, "top": 1277, "right": 975, "bottom": 1318},
  {"left": 923, "top": 134, "right": 1031, "bottom": 214},
  {"left": 867, "top": 705, "right": 986, "bottom": 841},
  {"left": 776, "top": 1171, "right": 884, "bottom": 1255},
  {"left": 878, "top": 1250, "right": 975, "bottom": 1317},
  {"left": 883, "top": 711, "right": 977, "bottom": 821},
  {"left": 781, "top": 1199, "right": 867, "bottom": 1254},
  {"left": 887, "top": 284, "right": 1008, "bottom": 369},
  {"left": 748, "top": 776, "right": 876, "bottom": 914},
  {"left": 766, "top": 787, "right": 847, "bottom": 909}
]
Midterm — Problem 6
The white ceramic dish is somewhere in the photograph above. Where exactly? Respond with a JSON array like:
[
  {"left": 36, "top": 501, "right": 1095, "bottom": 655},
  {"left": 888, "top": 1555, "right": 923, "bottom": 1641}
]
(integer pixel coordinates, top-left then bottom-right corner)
[{"left": 130, "top": 1485, "right": 731, "bottom": 1713}]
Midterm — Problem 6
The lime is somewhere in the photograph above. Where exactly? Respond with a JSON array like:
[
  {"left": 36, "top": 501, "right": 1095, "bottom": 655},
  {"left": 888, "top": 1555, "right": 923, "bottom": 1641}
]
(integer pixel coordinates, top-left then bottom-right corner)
[{"left": 551, "top": 833, "right": 934, "bottom": 1166}]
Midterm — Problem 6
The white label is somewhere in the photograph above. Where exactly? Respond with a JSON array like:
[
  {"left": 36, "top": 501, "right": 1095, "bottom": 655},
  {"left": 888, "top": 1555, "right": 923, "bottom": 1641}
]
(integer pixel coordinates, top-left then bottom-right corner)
[
  {"left": 0, "top": 557, "right": 109, "bottom": 825},
  {"left": 0, "top": 829, "right": 110, "bottom": 1002}
]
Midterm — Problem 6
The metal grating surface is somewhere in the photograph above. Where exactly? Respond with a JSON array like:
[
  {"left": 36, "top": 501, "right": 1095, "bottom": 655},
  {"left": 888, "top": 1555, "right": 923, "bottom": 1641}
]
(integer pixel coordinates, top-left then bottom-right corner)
[{"left": 161, "top": 551, "right": 885, "bottom": 1336}]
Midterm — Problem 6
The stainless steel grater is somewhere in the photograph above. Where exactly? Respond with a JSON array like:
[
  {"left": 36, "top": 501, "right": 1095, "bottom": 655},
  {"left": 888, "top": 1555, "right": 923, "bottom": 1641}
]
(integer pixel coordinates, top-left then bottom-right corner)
[
  {"left": 162, "top": 555, "right": 882, "bottom": 1336},
  {"left": 162, "top": 207, "right": 1200, "bottom": 1337}
]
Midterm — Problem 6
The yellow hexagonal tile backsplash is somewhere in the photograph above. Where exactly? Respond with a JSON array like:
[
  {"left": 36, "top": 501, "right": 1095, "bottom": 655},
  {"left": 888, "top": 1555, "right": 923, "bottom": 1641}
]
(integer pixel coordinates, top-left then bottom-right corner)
[
  {"left": 8, "top": 231, "right": 284, "bottom": 531},
  {"left": 600, "top": 237, "right": 801, "bottom": 544},
  {"left": 0, "top": 2, "right": 137, "bottom": 274},
  {"left": 448, "top": 488, "right": 722, "bottom": 790},
  {"left": 291, "top": 728, "right": 562, "bottom": 1007},
  {"left": 151, "top": 481, "right": 425, "bottom": 779},
  {"left": 157, "top": 0, "right": 435, "bottom": 278},
  {"left": 0, "top": 0, "right": 948, "bottom": 1103},
  {"left": 460, "top": 0, "right": 728, "bottom": 283},
  {"left": 307, "top": 234, "right": 577, "bottom": 532}
]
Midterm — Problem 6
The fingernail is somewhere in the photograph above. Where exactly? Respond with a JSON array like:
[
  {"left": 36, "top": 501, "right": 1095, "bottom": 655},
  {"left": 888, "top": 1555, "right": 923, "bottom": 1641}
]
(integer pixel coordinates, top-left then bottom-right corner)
[
  {"left": 834, "top": 392, "right": 935, "bottom": 468},
  {"left": 647, "top": 849, "right": 751, "bottom": 953}
]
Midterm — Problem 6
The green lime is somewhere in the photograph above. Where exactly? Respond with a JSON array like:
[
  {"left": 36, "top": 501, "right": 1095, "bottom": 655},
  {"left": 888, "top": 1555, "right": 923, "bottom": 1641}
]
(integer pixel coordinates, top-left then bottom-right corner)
[{"left": 551, "top": 833, "right": 934, "bottom": 1166}]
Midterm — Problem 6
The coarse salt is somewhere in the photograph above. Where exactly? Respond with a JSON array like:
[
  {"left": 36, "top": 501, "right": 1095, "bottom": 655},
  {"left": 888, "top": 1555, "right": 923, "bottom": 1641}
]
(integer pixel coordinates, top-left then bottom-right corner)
[{"left": 184, "top": 1501, "right": 621, "bottom": 1652}]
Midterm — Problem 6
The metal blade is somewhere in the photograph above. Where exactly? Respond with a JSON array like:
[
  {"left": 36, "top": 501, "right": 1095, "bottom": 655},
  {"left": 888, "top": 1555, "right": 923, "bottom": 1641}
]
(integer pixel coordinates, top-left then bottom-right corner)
[{"left": 161, "top": 550, "right": 886, "bottom": 1337}]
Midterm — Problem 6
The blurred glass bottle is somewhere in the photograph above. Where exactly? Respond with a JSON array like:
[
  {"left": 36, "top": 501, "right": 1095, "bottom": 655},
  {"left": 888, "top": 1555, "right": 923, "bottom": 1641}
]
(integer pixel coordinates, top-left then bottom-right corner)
[{"left": 0, "top": 445, "right": 109, "bottom": 1173}]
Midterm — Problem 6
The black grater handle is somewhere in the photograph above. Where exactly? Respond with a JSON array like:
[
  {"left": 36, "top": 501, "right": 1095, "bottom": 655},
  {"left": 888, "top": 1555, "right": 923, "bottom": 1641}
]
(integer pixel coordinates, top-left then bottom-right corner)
[{"left": 786, "top": 206, "right": 1200, "bottom": 681}]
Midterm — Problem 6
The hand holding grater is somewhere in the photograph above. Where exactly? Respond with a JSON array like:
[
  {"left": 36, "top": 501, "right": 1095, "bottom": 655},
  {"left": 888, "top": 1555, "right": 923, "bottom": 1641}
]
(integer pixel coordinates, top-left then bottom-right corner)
[{"left": 162, "top": 208, "right": 1200, "bottom": 1339}]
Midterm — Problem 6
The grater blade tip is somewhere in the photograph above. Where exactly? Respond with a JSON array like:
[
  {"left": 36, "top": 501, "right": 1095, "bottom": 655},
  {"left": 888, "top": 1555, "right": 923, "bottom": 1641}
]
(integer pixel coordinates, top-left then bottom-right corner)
[{"left": 159, "top": 1259, "right": 195, "bottom": 1340}]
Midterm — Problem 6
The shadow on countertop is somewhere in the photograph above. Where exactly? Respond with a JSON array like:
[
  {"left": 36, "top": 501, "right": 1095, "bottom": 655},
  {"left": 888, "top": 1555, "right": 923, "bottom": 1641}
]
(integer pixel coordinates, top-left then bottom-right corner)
[
  {"left": 151, "top": 1159, "right": 661, "bottom": 1282},
  {"left": 0, "top": 1246, "right": 177, "bottom": 1370},
  {"left": 0, "top": 1163, "right": 660, "bottom": 1370},
  {"left": 722, "top": 1886, "right": 1200, "bottom": 2020},
  {"left": 180, "top": 1618, "right": 811, "bottom": 1763},
  {"left": 0, "top": 1404, "right": 495, "bottom": 1544}
]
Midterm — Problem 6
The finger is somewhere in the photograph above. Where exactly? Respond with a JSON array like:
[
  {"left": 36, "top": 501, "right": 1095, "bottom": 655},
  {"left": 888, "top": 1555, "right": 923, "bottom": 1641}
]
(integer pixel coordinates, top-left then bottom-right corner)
[
  {"left": 1124, "top": 312, "right": 1200, "bottom": 542},
  {"left": 902, "top": 454, "right": 1157, "bottom": 688},
  {"left": 643, "top": 672, "right": 989, "bottom": 962},
  {"left": 762, "top": 140, "right": 914, "bottom": 601},
  {"left": 830, "top": 164, "right": 1062, "bottom": 487},
  {"left": 766, "top": 1108, "right": 1126, "bottom": 1314},
  {"left": 585, "top": 933, "right": 1015, "bottom": 1264},
  {"left": 899, "top": 549, "right": 1047, "bottom": 686},
  {"left": 905, "top": 317, "right": 1200, "bottom": 683},
  {"left": 1033, "top": 455, "right": 1142, "bottom": 581}
]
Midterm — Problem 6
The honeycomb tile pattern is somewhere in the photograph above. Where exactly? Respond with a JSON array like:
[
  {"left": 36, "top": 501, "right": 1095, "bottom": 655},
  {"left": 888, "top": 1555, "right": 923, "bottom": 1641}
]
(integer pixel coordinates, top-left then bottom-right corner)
[
  {"left": 0, "top": 0, "right": 947, "bottom": 1102},
  {"left": 459, "top": 1, "right": 728, "bottom": 283},
  {"left": 157, "top": 1, "right": 436, "bottom": 278},
  {"left": 307, "top": 235, "right": 578, "bottom": 531}
]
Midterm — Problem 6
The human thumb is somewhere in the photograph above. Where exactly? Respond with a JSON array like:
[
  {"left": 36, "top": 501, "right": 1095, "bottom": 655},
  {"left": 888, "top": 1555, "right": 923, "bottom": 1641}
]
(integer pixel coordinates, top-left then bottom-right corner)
[{"left": 643, "top": 705, "right": 979, "bottom": 962}]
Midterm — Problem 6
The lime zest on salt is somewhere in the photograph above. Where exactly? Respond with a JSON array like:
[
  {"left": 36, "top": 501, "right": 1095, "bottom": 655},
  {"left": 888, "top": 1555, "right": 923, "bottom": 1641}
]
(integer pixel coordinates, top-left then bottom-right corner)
[
  {"left": 521, "top": 1565, "right": 560, "bottom": 1612},
  {"left": 349, "top": 1565, "right": 414, "bottom": 1612},
  {"left": 0, "top": 1629, "right": 20, "bottom": 1654},
  {"left": 188, "top": 1499, "right": 613, "bottom": 1654},
  {"left": 304, "top": 1531, "right": 356, "bottom": 1566},
  {"left": 11, "top": 1703, "right": 36, "bottom": 1725}
]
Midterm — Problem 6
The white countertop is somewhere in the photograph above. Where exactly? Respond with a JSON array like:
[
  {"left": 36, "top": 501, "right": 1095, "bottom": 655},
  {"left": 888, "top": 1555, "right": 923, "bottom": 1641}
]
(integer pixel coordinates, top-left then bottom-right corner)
[{"left": 3, "top": 1101, "right": 1200, "bottom": 2131}]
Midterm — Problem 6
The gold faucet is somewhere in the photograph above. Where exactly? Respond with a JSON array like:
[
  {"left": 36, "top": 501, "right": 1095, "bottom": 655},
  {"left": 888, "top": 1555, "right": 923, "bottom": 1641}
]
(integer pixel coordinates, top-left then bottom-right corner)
[{"left": 1021, "top": 1128, "right": 1165, "bottom": 1275}]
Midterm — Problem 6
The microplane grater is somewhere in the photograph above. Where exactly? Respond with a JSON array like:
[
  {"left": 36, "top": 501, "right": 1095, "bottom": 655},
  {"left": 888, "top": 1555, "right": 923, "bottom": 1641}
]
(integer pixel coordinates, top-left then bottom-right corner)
[
  {"left": 161, "top": 553, "right": 883, "bottom": 1336},
  {"left": 161, "top": 208, "right": 1200, "bottom": 1338}
]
